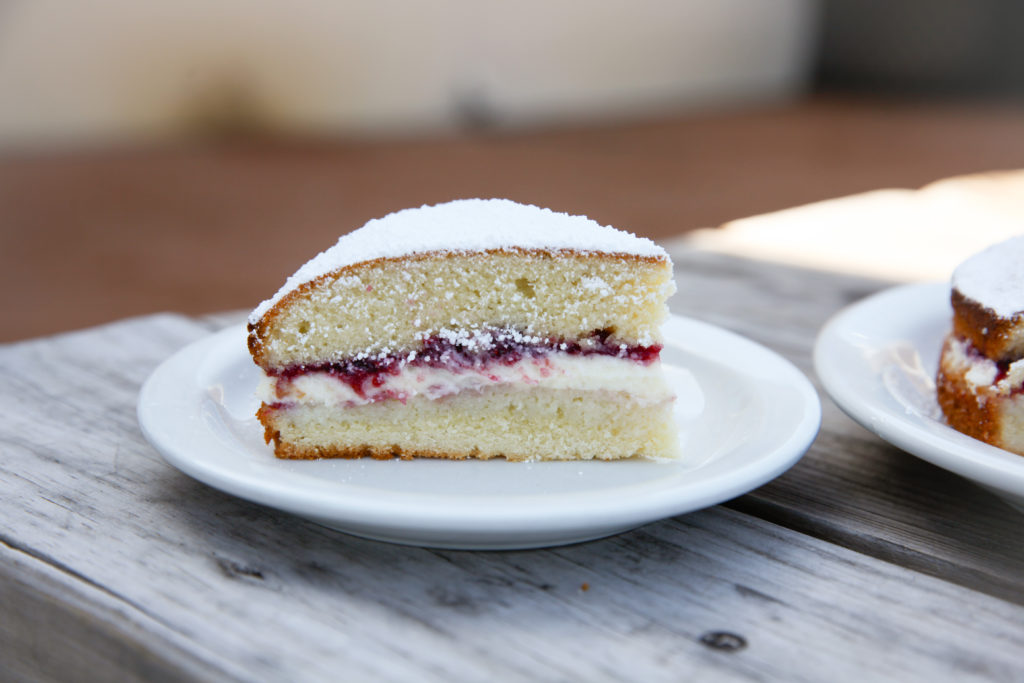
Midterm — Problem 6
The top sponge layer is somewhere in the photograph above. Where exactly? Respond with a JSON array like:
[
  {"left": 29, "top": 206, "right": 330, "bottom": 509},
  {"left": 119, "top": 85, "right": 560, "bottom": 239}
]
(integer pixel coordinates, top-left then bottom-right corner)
[
  {"left": 951, "top": 235, "right": 1024, "bottom": 361},
  {"left": 249, "top": 198, "right": 668, "bottom": 324}
]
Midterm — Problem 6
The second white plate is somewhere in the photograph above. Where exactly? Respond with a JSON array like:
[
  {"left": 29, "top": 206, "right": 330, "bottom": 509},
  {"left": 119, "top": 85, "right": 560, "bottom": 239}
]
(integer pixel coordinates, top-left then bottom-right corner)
[
  {"left": 139, "top": 315, "right": 821, "bottom": 549},
  {"left": 814, "top": 282, "right": 1024, "bottom": 513}
]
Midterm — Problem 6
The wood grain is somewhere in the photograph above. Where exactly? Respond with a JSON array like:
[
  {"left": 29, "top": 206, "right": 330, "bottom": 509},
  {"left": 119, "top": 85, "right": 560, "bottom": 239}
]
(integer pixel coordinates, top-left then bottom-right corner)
[
  {"left": 667, "top": 247, "right": 1024, "bottom": 606},
  {"left": 0, "top": 543, "right": 219, "bottom": 683},
  {"left": 2, "top": 251, "right": 1024, "bottom": 680}
]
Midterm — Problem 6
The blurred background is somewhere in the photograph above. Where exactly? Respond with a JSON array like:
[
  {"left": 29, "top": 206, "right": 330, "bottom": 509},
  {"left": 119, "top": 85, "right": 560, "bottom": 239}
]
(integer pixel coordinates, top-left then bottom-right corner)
[{"left": 2, "top": 0, "right": 1023, "bottom": 340}]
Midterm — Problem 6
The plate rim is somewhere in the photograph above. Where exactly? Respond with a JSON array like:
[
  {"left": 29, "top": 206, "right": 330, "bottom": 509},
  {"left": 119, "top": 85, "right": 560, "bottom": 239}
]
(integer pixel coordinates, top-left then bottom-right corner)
[
  {"left": 813, "top": 281, "right": 1024, "bottom": 496},
  {"left": 138, "top": 314, "right": 821, "bottom": 544}
]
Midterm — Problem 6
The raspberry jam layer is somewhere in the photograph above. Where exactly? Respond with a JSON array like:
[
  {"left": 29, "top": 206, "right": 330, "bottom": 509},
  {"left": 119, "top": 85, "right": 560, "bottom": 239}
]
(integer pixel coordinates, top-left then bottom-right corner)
[{"left": 265, "top": 328, "right": 663, "bottom": 405}]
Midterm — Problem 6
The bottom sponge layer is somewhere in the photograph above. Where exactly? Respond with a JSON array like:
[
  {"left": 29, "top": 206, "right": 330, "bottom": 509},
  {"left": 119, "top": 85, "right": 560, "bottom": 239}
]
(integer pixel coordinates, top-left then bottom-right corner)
[{"left": 258, "top": 387, "right": 678, "bottom": 461}]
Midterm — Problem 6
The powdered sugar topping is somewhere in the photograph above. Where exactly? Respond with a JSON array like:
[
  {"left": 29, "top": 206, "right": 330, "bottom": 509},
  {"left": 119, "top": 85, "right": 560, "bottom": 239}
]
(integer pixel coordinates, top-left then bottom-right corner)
[
  {"left": 250, "top": 198, "right": 667, "bottom": 322},
  {"left": 953, "top": 235, "right": 1024, "bottom": 318}
]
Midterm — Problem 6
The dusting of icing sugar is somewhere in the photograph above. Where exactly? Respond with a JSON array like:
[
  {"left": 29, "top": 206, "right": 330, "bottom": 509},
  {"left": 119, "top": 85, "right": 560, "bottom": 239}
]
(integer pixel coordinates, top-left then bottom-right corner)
[
  {"left": 580, "top": 276, "right": 613, "bottom": 296},
  {"left": 249, "top": 198, "right": 667, "bottom": 323},
  {"left": 433, "top": 326, "right": 545, "bottom": 352},
  {"left": 953, "top": 235, "right": 1024, "bottom": 318}
]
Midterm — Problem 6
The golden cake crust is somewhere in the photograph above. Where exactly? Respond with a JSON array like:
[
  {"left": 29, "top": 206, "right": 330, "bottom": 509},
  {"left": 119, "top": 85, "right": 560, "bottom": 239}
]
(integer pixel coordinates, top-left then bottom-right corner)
[
  {"left": 935, "top": 334, "right": 1000, "bottom": 447},
  {"left": 950, "top": 288, "right": 1024, "bottom": 362}
]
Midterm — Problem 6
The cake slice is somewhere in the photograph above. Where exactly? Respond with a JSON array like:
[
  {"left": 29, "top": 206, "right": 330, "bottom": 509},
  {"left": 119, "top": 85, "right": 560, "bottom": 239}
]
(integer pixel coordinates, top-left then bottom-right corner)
[
  {"left": 247, "top": 198, "right": 678, "bottom": 461},
  {"left": 936, "top": 235, "right": 1024, "bottom": 454}
]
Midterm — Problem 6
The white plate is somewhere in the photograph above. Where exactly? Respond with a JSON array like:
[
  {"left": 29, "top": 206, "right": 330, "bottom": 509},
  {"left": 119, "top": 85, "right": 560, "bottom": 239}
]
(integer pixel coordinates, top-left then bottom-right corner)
[
  {"left": 815, "top": 282, "right": 1024, "bottom": 513},
  {"left": 138, "top": 315, "right": 820, "bottom": 549}
]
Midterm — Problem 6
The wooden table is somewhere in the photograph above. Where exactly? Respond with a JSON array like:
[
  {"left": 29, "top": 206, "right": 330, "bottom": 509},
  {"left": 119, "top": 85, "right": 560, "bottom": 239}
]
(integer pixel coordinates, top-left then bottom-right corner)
[{"left": 3, "top": 245, "right": 1022, "bottom": 682}]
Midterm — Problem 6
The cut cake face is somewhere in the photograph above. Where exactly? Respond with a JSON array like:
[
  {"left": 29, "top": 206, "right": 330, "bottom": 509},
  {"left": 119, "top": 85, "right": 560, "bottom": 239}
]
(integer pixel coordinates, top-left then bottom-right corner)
[{"left": 247, "top": 198, "right": 678, "bottom": 461}]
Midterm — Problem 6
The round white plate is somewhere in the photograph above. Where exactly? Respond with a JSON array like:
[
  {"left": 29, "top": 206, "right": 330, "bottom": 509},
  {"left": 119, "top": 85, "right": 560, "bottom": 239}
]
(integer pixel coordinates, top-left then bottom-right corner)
[
  {"left": 138, "top": 315, "right": 820, "bottom": 549},
  {"left": 815, "top": 282, "right": 1024, "bottom": 513}
]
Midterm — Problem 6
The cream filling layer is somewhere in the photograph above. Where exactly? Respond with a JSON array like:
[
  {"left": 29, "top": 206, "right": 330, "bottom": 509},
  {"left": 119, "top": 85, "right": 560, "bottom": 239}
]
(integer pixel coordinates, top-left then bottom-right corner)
[
  {"left": 260, "top": 353, "right": 673, "bottom": 407},
  {"left": 947, "top": 336, "right": 1024, "bottom": 395}
]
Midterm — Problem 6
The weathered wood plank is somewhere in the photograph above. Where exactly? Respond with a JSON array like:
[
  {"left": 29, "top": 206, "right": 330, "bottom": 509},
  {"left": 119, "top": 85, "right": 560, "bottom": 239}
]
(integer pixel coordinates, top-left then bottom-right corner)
[
  {"left": 1, "top": 310, "right": 1023, "bottom": 681},
  {"left": 667, "top": 247, "right": 1024, "bottom": 605},
  {"left": 0, "top": 542, "right": 227, "bottom": 683}
]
